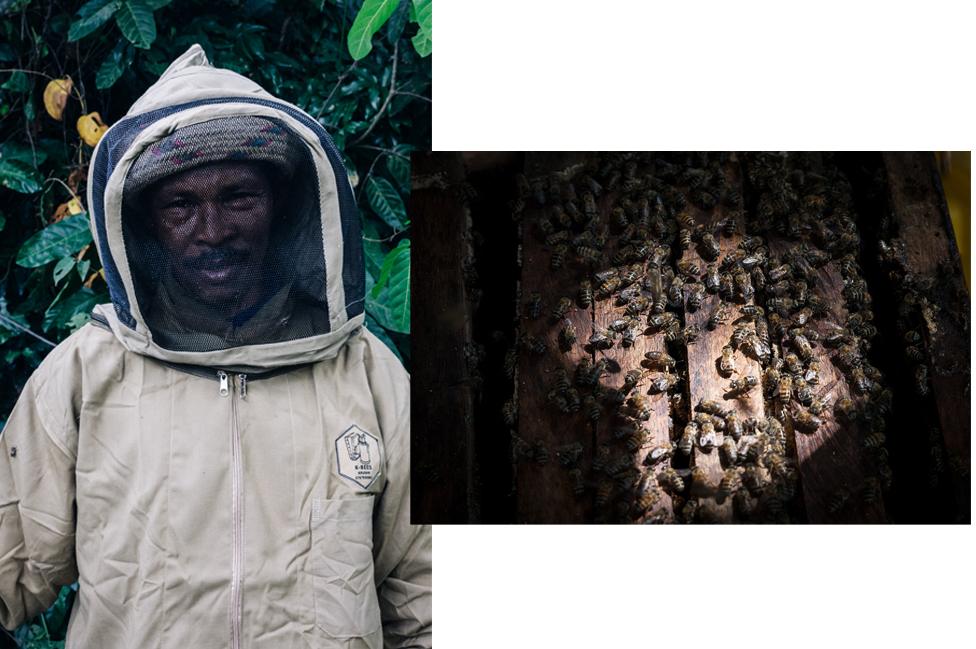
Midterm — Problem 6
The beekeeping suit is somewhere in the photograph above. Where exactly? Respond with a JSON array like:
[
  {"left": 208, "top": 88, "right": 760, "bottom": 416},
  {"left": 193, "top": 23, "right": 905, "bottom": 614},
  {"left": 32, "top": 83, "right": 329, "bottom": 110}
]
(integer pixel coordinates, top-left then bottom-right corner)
[{"left": 0, "top": 45, "right": 429, "bottom": 649}]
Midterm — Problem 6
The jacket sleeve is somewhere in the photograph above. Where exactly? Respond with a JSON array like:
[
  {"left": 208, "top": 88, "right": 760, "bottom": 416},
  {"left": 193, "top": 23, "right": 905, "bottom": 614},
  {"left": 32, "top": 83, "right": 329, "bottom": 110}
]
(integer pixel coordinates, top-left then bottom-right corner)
[
  {"left": 366, "top": 331, "right": 432, "bottom": 649},
  {"left": 0, "top": 351, "right": 80, "bottom": 631}
]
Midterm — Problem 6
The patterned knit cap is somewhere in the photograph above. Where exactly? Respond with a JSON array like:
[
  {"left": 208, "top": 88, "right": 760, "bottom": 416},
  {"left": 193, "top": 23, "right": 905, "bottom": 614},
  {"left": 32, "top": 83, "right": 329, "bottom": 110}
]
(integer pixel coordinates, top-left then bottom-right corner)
[{"left": 126, "top": 116, "right": 305, "bottom": 196}]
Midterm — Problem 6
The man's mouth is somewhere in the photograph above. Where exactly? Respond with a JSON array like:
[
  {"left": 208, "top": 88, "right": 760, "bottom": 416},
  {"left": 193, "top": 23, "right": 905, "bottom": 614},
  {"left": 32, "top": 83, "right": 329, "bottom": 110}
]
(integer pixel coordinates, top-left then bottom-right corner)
[{"left": 188, "top": 249, "right": 248, "bottom": 283}]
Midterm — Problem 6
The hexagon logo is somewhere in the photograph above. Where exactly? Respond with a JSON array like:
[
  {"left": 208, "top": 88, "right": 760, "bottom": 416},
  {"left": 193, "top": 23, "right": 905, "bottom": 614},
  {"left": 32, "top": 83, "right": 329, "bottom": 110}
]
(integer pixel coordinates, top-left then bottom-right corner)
[{"left": 335, "top": 425, "right": 382, "bottom": 489}]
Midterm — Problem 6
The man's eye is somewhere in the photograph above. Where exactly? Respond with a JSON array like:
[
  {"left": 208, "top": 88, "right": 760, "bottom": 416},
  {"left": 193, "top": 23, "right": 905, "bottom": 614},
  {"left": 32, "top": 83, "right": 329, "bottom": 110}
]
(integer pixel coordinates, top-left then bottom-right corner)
[
  {"left": 165, "top": 199, "right": 191, "bottom": 210},
  {"left": 225, "top": 193, "right": 260, "bottom": 207}
]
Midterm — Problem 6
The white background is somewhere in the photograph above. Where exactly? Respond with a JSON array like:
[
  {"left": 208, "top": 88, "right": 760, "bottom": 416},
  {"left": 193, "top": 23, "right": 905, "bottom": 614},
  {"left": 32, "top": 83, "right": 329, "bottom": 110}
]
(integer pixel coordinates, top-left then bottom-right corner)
[{"left": 432, "top": 1, "right": 974, "bottom": 647}]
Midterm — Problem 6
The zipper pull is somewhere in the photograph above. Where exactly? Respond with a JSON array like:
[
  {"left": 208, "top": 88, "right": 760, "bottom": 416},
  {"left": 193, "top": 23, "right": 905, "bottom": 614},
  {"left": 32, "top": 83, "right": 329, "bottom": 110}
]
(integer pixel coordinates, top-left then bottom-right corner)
[
  {"left": 238, "top": 373, "right": 247, "bottom": 400},
  {"left": 217, "top": 370, "right": 230, "bottom": 397}
]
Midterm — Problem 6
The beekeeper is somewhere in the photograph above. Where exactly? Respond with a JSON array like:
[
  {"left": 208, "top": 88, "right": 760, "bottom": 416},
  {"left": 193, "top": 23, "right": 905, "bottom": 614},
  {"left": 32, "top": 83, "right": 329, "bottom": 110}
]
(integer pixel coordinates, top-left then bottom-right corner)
[{"left": 0, "top": 45, "right": 429, "bottom": 649}]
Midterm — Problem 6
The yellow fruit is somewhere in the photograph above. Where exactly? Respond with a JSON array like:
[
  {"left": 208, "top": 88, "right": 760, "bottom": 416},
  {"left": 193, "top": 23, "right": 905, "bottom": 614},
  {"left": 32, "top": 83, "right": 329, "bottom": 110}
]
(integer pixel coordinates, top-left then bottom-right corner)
[
  {"left": 43, "top": 77, "right": 73, "bottom": 121},
  {"left": 77, "top": 112, "right": 109, "bottom": 147}
]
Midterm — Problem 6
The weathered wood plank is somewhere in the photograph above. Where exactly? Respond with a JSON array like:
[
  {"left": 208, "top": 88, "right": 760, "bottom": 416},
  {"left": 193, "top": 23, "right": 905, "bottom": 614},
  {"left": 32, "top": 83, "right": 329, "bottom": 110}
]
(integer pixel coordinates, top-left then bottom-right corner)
[
  {"left": 410, "top": 152, "right": 476, "bottom": 523},
  {"left": 681, "top": 159, "right": 764, "bottom": 522},
  {"left": 588, "top": 163, "right": 674, "bottom": 524},
  {"left": 515, "top": 153, "right": 594, "bottom": 523},
  {"left": 764, "top": 238, "right": 887, "bottom": 523},
  {"left": 882, "top": 152, "right": 971, "bottom": 521}
]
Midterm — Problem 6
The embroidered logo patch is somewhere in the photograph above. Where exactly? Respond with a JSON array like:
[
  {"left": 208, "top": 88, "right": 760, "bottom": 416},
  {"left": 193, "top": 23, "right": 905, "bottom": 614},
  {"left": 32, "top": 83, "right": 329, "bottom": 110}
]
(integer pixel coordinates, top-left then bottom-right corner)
[{"left": 335, "top": 425, "right": 382, "bottom": 489}]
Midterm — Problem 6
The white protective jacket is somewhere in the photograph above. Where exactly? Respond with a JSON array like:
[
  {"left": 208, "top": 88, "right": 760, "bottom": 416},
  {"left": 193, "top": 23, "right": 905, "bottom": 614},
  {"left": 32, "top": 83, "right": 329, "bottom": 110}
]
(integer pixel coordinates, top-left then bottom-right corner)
[{"left": 0, "top": 45, "right": 430, "bottom": 649}]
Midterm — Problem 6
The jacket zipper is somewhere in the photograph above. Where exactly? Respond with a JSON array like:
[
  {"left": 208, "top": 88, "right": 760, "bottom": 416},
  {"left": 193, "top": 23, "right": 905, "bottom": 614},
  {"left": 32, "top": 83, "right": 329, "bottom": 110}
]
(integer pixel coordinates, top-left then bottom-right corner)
[{"left": 219, "top": 370, "right": 246, "bottom": 649}]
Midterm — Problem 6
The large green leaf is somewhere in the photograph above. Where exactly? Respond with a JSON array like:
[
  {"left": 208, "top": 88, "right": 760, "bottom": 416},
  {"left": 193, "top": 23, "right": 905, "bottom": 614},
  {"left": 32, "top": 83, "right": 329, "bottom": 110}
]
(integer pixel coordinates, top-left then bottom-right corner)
[
  {"left": 385, "top": 153, "right": 410, "bottom": 193},
  {"left": 367, "top": 238, "right": 409, "bottom": 334},
  {"left": 16, "top": 214, "right": 93, "bottom": 268},
  {"left": 68, "top": 0, "right": 121, "bottom": 42},
  {"left": 0, "top": 158, "right": 43, "bottom": 193},
  {"left": 1, "top": 69, "right": 29, "bottom": 93},
  {"left": 44, "top": 287, "right": 99, "bottom": 332},
  {"left": 410, "top": 0, "right": 431, "bottom": 56},
  {"left": 96, "top": 41, "right": 133, "bottom": 89},
  {"left": 347, "top": 0, "right": 399, "bottom": 61},
  {"left": 366, "top": 176, "right": 406, "bottom": 231},
  {"left": 115, "top": 0, "right": 156, "bottom": 49}
]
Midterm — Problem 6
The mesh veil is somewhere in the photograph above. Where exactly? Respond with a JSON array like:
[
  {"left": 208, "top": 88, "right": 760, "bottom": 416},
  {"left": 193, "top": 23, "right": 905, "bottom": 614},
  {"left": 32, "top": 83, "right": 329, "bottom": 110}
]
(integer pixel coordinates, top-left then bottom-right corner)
[{"left": 121, "top": 117, "right": 330, "bottom": 352}]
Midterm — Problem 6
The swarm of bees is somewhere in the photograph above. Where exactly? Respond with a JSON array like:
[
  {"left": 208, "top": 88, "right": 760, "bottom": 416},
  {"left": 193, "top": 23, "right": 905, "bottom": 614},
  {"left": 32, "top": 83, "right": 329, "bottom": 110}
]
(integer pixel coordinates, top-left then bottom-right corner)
[{"left": 506, "top": 152, "right": 895, "bottom": 523}]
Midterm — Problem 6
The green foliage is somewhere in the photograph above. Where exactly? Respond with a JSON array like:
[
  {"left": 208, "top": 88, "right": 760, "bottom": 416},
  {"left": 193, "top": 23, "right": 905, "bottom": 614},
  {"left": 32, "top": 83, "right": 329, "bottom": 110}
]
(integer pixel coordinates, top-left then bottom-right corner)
[
  {"left": 15, "top": 214, "right": 92, "bottom": 268},
  {"left": 347, "top": 0, "right": 431, "bottom": 61},
  {"left": 367, "top": 238, "right": 410, "bottom": 334},
  {"left": 0, "top": 1, "right": 426, "bottom": 643}
]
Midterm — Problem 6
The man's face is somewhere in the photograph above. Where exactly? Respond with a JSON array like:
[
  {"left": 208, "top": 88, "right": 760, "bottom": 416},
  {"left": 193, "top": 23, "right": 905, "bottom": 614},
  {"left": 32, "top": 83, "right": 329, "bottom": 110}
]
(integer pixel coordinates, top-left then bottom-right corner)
[{"left": 146, "top": 161, "right": 275, "bottom": 308}]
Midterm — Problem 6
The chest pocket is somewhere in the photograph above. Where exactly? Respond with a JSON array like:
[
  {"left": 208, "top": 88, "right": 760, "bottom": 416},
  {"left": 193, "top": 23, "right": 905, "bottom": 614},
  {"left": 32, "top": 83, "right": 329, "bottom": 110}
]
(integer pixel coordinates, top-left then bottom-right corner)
[{"left": 309, "top": 495, "right": 382, "bottom": 641}]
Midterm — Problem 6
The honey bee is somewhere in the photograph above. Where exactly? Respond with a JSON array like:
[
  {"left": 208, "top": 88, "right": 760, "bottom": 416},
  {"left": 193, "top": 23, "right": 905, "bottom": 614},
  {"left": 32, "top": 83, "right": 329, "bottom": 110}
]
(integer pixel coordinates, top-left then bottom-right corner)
[
  {"left": 791, "top": 332, "right": 814, "bottom": 361},
  {"left": 700, "top": 233, "right": 721, "bottom": 261},
  {"left": 677, "top": 259, "right": 701, "bottom": 278},
  {"left": 768, "top": 264, "right": 790, "bottom": 282},
  {"left": 792, "top": 408, "right": 822, "bottom": 434},
  {"left": 609, "top": 317, "right": 636, "bottom": 333},
  {"left": 783, "top": 352, "right": 803, "bottom": 375},
  {"left": 667, "top": 276, "right": 685, "bottom": 308},
  {"left": 914, "top": 364, "right": 930, "bottom": 396},
  {"left": 611, "top": 206, "right": 629, "bottom": 229},
  {"left": 553, "top": 368, "right": 573, "bottom": 393},
  {"left": 827, "top": 488, "right": 850, "bottom": 514},
  {"left": 803, "top": 360, "right": 821, "bottom": 385},
  {"left": 727, "top": 375, "right": 758, "bottom": 396},
  {"left": 697, "top": 399, "right": 728, "bottom": 417},
  {"left": 551, "top": 297, "right": 572, "bottom": 322},
  {"left": 643, "top": 350, "right": 676, "bottom": 370},
  {"left": 577, "top": 280, "right": 593, "bottom": 308},
  {"left": 556, "top": 442, "right": 584, "bottom": 467},
  {"left": 645, "top": 444, "right": 673, "bottom": 465},
  {"left": 863, "top": 431, "right": 886, "bottom": 449},
  {"left": 576, "top": 245, "right": 600, "bottom": 263},
  {"left": 544, "top": 230, "right": 570, "bottom": 248},
  {"left": 502, "top": 399, "right": 517, "bottom": 426},
  {"left": 596, "top": 276, "right": 622, "bottom": 299},
  {"left": 850, "top": 367, "right": 875, "bottom": 395},
  {"left": 719, "top": 272, "right": 735, "bottom": 301},
  {"left": 635, "top": 475, "right": 662, "bottom": 512},
  {"left": 835, "top": 344, "right": 862, "bottom": 371},
  {"left": 698, "top": 421, "right": 717, "bottom": 450},
  {"left": 718, "top": 467, "right": 743, "bottom": 500},
  {"left": 790, "top": 375, "right": 811, "bottom": 404},
  {"left": 623, "top": 368, "right": 647, "bottom": 390},
  {"left": 595, "top": 479, "right": 614, "bottom": 506},
  {"left": 775, "top": 375, "right": 793, "bottom": 402},
  {"left": 720, "top": 436, "right": 738, "bottom": 464},
  {"left": 730, "top": 325, "right": 750, "bottom": 350},
  {"left": 523, "top": 334, "right": 547, "bottom": 355},
  {"left": 717, "top": 345, "right": 736, "bottom": 377},
  {"left": 647, "top": 312, "right": 678, "bottom": 331},
  {"left": 624, "top": 429, "right": 652, "bottom": 452},
  {"left": 648, "top": 373, "right": 677, "bottom": 394},
  {"left": 707, "top": 302, "right": 732, "bottom": 330},
  {"left": 625, "top": 296, "right": 650, "bottom": 317},
  {"left": 658, "top": 467, "right": 685, "bottom": 493},
  {"left": 621, "top": 326, "right": 640, "bottom": 347},
  {"left": 807, "top": 394, "right": 831, "bottom": 416},
  {"left": 678, "top": 227, "right": 693, "bottom": 250},
  {"left": 686, "top": 282, "right": 705, "bottom": 312},
  {"left": 725, "top": 411, "right": 743, "bottom": 441},
  {"left": 679, "top": 422, "right": 698, "bottom": 456},
  {"left": 569, "top": 468, "right": 585, "bottom": 497},
  {"left": 526, "top": 292, "right": 542, "bottom": 319},
  {"left": 616, "top": 285, "right": 640, "bottom": 305},
  {"left": 733, "top": 269, "right": 754, "bottom": 300},
  {"left": 676, "top": 209, "right": 695, "bottom": 229},
  {"left": 550, "top": 243, "right": 568, "bottom": 270},
  {"left": 627, "top": 394, "right": 652, "bottom": 420},
  {"left": 532, "top": 441, "right": 549, "bottom": 465},
  {"left": 703, "top": 265, "right": 720, "bottom": 293},
  {"left": 619, "top": 263, "right": 643, "bottom": 287},
  {"left": 905, "top": 345, "right": 924, "bottom": 362},
  {"left": 583, "top": 395, "right": 601, "bottom": 422},
  {"left": 861, "top": 477, "right": 881, "bottom": 508},
  {"left": 581, "top": 191, "right": 598, "bottom": 219}
]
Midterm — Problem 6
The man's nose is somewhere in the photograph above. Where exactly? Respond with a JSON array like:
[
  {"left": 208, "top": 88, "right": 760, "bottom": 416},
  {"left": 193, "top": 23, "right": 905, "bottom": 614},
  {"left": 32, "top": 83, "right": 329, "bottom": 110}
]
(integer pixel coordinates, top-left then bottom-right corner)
[{"left": 195, "top": 201, "right": 236, "bottom": 245}]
